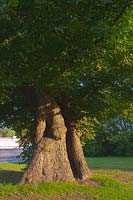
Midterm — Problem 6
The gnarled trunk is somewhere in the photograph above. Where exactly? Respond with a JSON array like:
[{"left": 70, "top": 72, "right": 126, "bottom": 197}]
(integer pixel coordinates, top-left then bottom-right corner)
[
  {"left": 19, "top": 93, "right": 91, "bottom": 184},
  {"left": 19, "top": 93, "right": 74, "bottom": 184}
]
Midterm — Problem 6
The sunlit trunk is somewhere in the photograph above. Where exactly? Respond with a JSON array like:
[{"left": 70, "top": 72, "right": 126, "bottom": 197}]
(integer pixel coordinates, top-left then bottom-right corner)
[
  {"left": 66, "top": 121, "right": 92, "bottom": 180},
  {"left": 19, "top": 93, "right": 74, "bottom": 184}
]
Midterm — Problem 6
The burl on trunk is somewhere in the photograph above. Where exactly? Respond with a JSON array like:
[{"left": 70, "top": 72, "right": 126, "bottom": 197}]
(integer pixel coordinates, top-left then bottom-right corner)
[{"left": 19, "top": 93, "right": 91, "bottom": 185}]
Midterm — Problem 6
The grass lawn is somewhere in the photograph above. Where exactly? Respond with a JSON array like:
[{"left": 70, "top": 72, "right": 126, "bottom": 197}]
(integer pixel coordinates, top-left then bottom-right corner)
[
  {"left": 0, "top": 157, "right": 133, "bottom": 200},
  {"left": 86, "top": 157, "right": 133, "bottom": 170}
]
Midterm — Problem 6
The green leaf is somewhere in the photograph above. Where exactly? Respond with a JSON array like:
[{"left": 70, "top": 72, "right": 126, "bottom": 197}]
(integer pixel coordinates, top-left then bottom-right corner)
[{"left": 8, "top": 0, "right": 18, "bottom": 7}]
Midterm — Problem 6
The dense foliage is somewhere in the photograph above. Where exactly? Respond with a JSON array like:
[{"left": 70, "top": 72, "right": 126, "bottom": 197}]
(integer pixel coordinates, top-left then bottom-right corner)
[
  {"left": 83, "top": 116, "right": 133, "bottom": 156},
  {"left": 0, "top": 0, "right": 132, "bottom": 157}
]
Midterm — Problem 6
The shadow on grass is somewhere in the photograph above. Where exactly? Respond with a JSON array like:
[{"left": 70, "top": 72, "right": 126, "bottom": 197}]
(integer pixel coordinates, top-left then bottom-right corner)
[{"left": 0, "top": 170, "right": 23, "bottom": 184}]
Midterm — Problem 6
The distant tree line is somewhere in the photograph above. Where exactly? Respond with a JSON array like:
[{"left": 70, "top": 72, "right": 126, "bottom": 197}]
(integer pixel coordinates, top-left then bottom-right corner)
[
  {"left": 0, "top": 128, "right": 16, "bottom": 137},
  {"left": 83, "top": 116, "right": 133, "bottom": 157}
]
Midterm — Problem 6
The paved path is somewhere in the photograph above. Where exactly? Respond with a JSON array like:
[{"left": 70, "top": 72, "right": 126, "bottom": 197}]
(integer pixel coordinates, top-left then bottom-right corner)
[
  {"left": 0, "top": 149, "right": 23, "bottom": 162},
  {"left": 0, "top": 157, "right": 22, "bottom": 162}
]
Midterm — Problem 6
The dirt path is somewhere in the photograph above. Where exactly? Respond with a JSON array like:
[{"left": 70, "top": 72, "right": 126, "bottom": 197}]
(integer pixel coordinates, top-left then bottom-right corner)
[{"left": 92, "top": 169, "right": 133, "bottom": 184}]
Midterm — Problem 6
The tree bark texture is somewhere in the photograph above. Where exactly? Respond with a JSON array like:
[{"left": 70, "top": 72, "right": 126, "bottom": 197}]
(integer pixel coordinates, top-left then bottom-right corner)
[
  {"left": 19, "top": 93, "right": 91, "bottom": 184},
  {"left": 66, "top": 121, "right": 92, "bottom": 180}
]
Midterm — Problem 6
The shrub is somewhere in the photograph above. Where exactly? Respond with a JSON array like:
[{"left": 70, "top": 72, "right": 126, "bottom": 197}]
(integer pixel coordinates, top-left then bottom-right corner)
[{"left": 111, "top": 131, "right": 133, "bottom": 156}]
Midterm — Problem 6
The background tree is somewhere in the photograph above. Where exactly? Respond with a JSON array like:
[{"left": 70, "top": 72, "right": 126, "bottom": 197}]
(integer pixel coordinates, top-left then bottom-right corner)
[
  {"left": 0, "top": 0, "right": 132, "bottom": 184},
  {"left": 0, "top": 128, "right": 15, "bottom": 137},
  {"left": 83, "top": 114, "right": 133, "bottom": 157}
]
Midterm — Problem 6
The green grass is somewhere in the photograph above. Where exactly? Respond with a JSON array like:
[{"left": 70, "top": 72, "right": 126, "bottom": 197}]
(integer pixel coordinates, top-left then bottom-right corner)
[
  {"left": 0, "top": 162, "right": 25, "bottom": 172},
  {"left": 0, "top": 174, "right": 132, "bottom": 200},
  {"left": 0, "top": 162, "right": 25, "bottom": 184},
  {"left": 0, "top": 157, "right": 133, "bottom": 200},
  {"left": 86, "top": 157, "right": 133, "bottom": 170}
]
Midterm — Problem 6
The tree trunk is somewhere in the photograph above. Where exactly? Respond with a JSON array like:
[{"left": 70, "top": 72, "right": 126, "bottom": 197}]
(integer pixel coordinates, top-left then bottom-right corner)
[
  {"left": 19, "top": 93, "right": 74, "bottom": 184},
  {"left": 19, "top": 97, "right": 47, "bottom": 184},
  {"left": 19, "top": 142, "right": 44, "bottom": 184},
  {"left": 19, "top": 92, "right": 91, "bottom": 184},
  {"left": 66, "top": 121, "right": 92, "bottom": 181}
]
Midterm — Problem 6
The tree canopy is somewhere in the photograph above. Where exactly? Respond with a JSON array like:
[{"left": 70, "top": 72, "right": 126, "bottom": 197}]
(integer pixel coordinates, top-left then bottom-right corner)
[{"left": 0, "top": 0, "right": 132, "bottom": 129}]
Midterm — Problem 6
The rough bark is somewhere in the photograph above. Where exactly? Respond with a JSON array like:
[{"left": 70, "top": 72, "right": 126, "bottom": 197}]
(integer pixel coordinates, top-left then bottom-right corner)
[
  {"left": 19, "top": 93, "right": 74, "bottom": 184},
  {"left": 41, "top": 136, "right": 74, "bottom": 182},
  {"left": 66, "top": 121, "right": 92, "bottom": 180},
  {"left": 19, "top": 99, "right": 47, "bottom": 184},
  {"left": 19, "top": 143, "right": 44, "bottom": 184},
  {"left": 41, "top": 95, "right": 74, "bottom": 182}
]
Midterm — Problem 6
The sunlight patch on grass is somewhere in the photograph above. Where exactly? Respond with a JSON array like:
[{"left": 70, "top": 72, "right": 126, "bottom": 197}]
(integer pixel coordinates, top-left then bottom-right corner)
[{"left": 0, "top": 162, "right": 25, "bottom": 172}]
